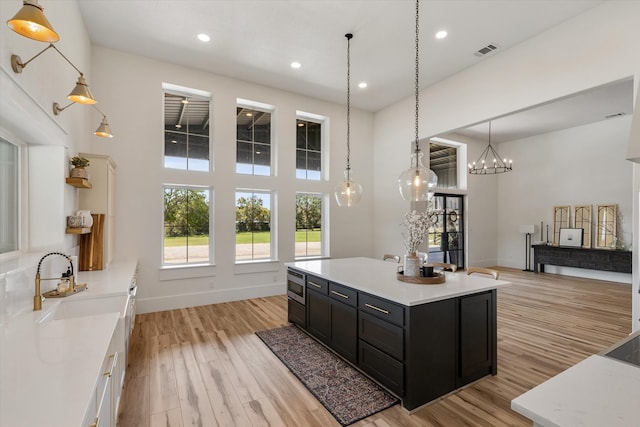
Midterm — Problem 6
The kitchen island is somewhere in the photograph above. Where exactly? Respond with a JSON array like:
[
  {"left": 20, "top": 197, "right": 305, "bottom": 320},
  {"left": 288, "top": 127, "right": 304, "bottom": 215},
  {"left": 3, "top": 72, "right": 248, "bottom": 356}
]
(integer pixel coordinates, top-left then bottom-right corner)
[{"left": 286, "top": 257, "right": 510, "bottom": 410}]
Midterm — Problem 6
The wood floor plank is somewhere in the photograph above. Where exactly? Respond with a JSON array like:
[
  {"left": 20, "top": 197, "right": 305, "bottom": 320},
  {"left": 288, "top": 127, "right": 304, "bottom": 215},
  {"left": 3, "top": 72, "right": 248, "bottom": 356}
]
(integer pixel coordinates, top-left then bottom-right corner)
[
  {"left": 171, "top": 341, "right": 219, "bottom": 427},
  {"left": 119, "top": 268, "right": 632, "bottom": 426}
]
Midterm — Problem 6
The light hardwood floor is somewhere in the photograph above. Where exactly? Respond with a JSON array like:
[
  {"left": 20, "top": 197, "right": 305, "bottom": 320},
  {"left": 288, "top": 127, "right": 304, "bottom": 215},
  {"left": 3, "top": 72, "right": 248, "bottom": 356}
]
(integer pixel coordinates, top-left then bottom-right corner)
[{"left": 117, "top": 268, "right": 632, "bottom": 427}]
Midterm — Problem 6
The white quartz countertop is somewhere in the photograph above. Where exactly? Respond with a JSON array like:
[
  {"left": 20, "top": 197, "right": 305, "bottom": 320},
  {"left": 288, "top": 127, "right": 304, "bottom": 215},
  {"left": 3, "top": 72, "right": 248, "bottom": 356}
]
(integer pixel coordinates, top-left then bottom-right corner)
[
  {"left": 511, "top": 344, "right": 640, "bottom": 426},
  {"left": 0, "top": 261, "right": 137, "bottom": 427},
  {"left": 287, "top": 257, "right": 510, "bottom": 306},
  {"left": 0, "top": 312, "right": 118, "bottom": 427}
]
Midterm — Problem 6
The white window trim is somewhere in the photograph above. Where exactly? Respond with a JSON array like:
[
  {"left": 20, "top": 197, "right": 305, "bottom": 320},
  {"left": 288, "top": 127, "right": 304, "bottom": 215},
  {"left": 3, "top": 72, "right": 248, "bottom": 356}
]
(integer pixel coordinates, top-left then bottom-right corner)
[{"left": 237, "top": 99, "right": 276, "bottom": 177}]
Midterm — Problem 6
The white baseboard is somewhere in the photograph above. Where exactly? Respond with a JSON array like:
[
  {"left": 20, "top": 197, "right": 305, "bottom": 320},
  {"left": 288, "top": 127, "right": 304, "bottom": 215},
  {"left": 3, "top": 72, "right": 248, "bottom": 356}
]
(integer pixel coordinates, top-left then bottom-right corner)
[{"left": 136, "top": 283, "right": 286, "bottom": 314}]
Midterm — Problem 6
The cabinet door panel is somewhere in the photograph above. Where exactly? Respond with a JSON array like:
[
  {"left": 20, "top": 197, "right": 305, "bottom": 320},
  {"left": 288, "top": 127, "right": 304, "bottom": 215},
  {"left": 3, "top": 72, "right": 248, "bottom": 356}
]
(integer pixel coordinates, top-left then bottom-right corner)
[
  {"left": 307, "top": 290, "right": 330, "bottom": 343},
  {"left": 331, "top": 300, "right": 357, "bottom": 363},
  {"left": 458, "top": 291, "right": 495, "bottom": 384},
  {"left": 288, "top": 298, "right": 306, "bottom": 328}
]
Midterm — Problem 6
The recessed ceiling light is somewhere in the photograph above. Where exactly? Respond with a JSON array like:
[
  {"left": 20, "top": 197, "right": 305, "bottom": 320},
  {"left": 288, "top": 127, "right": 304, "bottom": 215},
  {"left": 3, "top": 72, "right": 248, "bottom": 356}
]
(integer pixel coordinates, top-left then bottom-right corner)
[
  {"left": 246, "top": 112, "right": 253, "bottom": 117},
  {"left": 197, "top": 33, "right": 210, "bottom": 42},
  {"left": 435, "top": 30, "right": 448, "bottom": 39},
  {"left": 298, "top": 122, "right": 304, "bottom": 127},
  {"left": 171, "top": 140, "right": 177, "bottom": 144},
  {"left": 175, "top": 124, "right": 182, "bottom": 129},
  {"left": 358, "top": 82, "right": 368, "bottom": 89},
  {"left": 181, "top": 98, "right": 189, "bottom": 104},
  {"left": 291, "top": 61, "right": 301, "bottom": 69}
]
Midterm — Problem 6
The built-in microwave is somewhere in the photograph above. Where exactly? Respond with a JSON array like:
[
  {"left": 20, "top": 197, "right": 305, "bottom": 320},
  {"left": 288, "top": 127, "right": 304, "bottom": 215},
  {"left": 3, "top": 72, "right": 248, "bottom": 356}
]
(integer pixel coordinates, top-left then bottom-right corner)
[{"left": 287, "top": 269, "right": 305, "bottom": 305}]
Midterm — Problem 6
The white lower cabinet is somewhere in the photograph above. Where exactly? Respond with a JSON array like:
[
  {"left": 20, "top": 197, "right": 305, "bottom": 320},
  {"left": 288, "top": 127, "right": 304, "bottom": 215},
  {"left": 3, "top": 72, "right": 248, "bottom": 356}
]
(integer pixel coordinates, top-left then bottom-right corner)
[{"left": 83, "top": 334, "right": 120, "bottom": 427}]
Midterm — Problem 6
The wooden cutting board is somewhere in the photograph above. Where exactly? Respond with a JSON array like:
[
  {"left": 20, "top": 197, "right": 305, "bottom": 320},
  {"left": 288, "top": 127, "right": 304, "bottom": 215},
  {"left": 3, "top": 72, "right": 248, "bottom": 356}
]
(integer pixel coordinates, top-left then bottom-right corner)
[{"left": 79, "top": 213, "right": 105, "bottom": 271}]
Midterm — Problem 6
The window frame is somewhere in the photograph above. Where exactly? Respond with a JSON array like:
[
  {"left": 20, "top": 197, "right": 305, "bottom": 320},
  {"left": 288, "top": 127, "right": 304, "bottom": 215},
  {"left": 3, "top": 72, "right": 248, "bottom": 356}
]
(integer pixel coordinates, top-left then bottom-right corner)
[
  {"left": 0, "top": 136, "right": 20, "bottom": 256},
  {"left": 294, "top": 192, "right": 327, "bottom": 259},
  {"left": 296, "top": 111, "right": 328, "bottom": 181},
  {"left": 162, "top": 83, "right": 212, "bottom": 173},
  {"left": 235, "top": 189, "right": 276, "bottom": 263},
  {"left": 236, "top": 99, "right": 276, "bottom": 176},
  {"left": 162, "top": 184, "right": 213, "bottom": 267}
]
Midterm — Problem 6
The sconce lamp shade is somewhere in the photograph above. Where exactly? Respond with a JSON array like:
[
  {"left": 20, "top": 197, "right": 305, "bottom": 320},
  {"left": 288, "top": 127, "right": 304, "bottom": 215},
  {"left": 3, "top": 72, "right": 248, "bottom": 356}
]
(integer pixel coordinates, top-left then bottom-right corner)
[
  {"left": 519, "top": 224, "right": 535, "bottom": 234},
  {"left": 7, "top": 1, "right": 59, "bottom": 43},
  {"left": 68, "top": 75, "right": 96, "bottom": 104},
  {"left": 94, "top": 117, "right": 114, "bottom": 138},
  {"left": 398, "top": 152, "right": 438, "bottom": 202}
]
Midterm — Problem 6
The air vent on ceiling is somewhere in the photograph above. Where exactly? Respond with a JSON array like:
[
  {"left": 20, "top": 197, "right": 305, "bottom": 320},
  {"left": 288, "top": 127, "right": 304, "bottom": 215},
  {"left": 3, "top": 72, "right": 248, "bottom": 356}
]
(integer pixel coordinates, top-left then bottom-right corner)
[
  {"left": 474, "top": 43, "right": 499, "bottom": 57},
  {"left": 605, "top": 112, "right": 626, "bottom": 119}
]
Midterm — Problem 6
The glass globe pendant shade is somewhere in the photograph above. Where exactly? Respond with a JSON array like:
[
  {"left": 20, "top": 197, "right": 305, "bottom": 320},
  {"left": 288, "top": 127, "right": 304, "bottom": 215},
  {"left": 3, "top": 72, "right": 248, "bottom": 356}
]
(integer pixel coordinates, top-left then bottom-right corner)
[
  {"left": 335, "top": 170, "right": 363, "bottom": 207},
  {"left": 398, "top": 151, "right": 438, "bottom": 202}
]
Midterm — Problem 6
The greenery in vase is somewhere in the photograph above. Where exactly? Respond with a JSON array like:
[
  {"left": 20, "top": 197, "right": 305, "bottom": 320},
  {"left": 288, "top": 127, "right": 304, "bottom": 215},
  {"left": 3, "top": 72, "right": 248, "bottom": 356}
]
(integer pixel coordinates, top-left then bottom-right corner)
[
  {"left": 70, "top": 156, "right": 90, "bottom": 167},
  {"left": 401, "top": 209, "right": 437, "bottom": 254}
]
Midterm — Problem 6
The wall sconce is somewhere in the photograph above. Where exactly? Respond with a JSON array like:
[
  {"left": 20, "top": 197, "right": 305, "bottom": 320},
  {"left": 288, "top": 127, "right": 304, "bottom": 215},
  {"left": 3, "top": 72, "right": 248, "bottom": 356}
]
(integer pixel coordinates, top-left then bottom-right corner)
[
  {"left": 11, "top": 44, "right": 96, "bottom": 104},
  {"left": 53, "top": 102, "right": 114, "bottom": 139},
  {"left": 6, "top": 0, "right": 59, "bottom": 43}
]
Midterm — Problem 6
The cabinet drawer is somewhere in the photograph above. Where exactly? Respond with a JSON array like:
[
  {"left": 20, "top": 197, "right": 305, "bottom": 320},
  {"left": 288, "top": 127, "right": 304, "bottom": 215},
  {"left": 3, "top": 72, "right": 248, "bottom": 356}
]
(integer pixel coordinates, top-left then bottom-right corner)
[
  {"left": 329, "top": 282, "right": 357, "bottom": 307},
  {"left": 306, "top": 275, "right": 328, "bottom": 294},
  {"left": 359, "top": 311, "right": 404, "bottom": 361},
  {"left": 359, "top": 340, "right": 404, "bottom": 396},
  {"left": 359, "top": 293, "right": 404, "bottom": 326}
]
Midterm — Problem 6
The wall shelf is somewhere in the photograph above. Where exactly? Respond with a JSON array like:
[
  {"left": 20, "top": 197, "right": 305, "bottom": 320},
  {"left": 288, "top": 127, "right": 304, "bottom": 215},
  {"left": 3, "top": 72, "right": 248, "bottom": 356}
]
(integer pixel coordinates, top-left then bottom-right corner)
[
  {"left": 66, "top": 227, "right": 91, "bottom": 235},
  {"left": 65, "top": 177, "right": 92, "bottom": 189}
]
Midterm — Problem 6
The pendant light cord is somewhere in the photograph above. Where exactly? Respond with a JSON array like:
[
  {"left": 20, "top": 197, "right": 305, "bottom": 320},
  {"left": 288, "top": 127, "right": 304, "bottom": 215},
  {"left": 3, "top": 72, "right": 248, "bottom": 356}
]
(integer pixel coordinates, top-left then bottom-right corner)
[
  {"left": 414, "top": 0, "right": 420, "bottom": 168},
  {"left": 345, "top": 33, "right": 353, "bottom": 181}
]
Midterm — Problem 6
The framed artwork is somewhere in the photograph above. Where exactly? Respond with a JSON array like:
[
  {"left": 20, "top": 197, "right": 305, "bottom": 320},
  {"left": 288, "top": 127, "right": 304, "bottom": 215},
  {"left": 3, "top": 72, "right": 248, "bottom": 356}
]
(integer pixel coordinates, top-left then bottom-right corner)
[
  {"left": 552, "top": 206, "right": 570, "bottom": 246},
  {"left": 573, "top": 205, "right": 592, "bottom": 248},
  {"left": 559, "top": 228, "right": 583, "bottom": 247},
  {"left": 595, "top": 204, "right": 617, "bottom": 249}
]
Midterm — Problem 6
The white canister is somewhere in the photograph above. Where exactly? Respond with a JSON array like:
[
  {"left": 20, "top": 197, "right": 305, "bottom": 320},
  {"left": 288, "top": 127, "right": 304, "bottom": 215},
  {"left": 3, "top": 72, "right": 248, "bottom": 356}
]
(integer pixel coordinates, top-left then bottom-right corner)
[
  {"left": 403, "top": 253, "right": 422, "bottom": 277},
  {"left": 77, "top": 210, "right": 93, "bottom": 228}
]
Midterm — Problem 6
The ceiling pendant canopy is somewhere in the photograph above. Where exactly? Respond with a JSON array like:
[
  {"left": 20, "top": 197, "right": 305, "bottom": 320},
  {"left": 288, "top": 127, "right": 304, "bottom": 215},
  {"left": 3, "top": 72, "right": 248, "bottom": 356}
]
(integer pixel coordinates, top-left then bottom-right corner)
[
  {"left": 335, "top": 33, "right": 363, "bottom": 207},
  {"left": 468, "top": 121, "right": 513, "bottom": 175},
  {"left": 398, "top": 0, "right": 437, "bottom": 202}
]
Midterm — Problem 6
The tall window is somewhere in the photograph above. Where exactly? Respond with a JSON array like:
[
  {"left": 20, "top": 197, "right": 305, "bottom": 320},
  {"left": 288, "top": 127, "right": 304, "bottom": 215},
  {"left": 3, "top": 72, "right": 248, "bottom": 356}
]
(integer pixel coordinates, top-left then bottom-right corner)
[
  {"left": 235, "top": 190, "right": 273, "bottom": 261},
  {"left": 295, "top": 193, "right": 323, "bottom": 258},
  {"left": 236, "top": 106, "right": 272, "bottom": 175},
  {"left": 296, "top": 119, "right": 322, "bottom": 180},
  {"left": 163, "top": 186, "right": 211, "bottom": 265},
  {"left": 0, "top": 137, "right": 18, "bottom": 254},
  {"left": 164, "top": 92, "right": 210, "bottom": 171}
]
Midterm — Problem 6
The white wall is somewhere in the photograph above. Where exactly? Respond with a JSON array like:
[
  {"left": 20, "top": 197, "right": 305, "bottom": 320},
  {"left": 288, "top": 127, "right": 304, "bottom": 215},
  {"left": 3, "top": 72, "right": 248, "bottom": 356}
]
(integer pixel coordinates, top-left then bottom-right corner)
[
  {"left": 87, "top": 46, "right": 375, "bottom": 313},
  {"left": 496, "top": 117, "right": 632, "bottom": 282},
  {"left": 373, "top": 1, "right": 640, "bottom": 330}
]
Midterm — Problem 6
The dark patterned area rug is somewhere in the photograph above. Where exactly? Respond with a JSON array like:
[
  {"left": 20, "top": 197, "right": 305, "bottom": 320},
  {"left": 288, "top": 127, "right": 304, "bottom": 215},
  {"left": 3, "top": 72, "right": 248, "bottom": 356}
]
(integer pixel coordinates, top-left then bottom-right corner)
[{"left": 255, "top": 324, "right": 399, "bottom": 426}]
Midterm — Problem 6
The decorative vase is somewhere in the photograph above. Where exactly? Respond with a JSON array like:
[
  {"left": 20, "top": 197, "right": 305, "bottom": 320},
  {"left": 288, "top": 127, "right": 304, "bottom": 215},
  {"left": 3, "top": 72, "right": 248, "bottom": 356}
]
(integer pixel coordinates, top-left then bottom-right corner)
[
  {"left": 403, "top": 253, "right": 421, "bottom": 277},
  {"left": 77, "top": 210, "right": 93, "bottom": 228},
  {"left": 70, "top": 166, "right": 89, "bottom": 179}
]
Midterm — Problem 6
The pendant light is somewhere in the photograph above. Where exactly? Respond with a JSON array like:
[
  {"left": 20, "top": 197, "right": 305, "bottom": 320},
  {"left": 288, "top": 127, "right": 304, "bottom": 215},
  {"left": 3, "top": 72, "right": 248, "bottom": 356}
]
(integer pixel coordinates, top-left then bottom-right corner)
[
  {"left": 398, "top": 0, "right": 438, "bottom": 202},
  {"left": 6, "top": 0, "right": 59, "bottom": 43},
  {"left": 335, "top": 33, "right": 363, "bottom": 207},
  {"left": 468, "top": 121, "right": 513, "bottom": 174}
]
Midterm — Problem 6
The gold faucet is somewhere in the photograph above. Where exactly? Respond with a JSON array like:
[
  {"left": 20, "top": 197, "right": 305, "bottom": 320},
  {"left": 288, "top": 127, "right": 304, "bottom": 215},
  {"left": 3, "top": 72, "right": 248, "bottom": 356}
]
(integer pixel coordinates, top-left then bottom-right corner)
[{"left": 34, "top": 252, "right": 75, "bottom": 311}]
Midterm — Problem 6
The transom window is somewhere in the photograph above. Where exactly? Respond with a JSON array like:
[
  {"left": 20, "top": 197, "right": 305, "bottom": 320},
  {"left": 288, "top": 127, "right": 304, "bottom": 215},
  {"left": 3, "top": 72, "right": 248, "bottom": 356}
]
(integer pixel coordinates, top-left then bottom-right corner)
[
  {"left": 236, "top": 190, "right": 273, "bottom": 261},
  {"left": 236, "top": 107, "right": 272, "bottom": 175},
  {"left": 163, "top": 186, "right": 211, "bottom": 265},
  {"left": 295, "top": 193, "right": 323, "bottom": 258},
  {"left": 296, "top": 119, "right": 322, "bottom": 180},
  {"left": 164, "top": 92, "right": 210, "bottom": 171}
]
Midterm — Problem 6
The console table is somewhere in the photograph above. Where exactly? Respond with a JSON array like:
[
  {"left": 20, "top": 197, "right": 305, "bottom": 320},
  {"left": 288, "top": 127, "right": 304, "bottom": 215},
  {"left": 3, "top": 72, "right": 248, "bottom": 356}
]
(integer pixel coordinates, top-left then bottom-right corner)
[{"left": 532, "top": 245, "right": 631, "bottom": 274}]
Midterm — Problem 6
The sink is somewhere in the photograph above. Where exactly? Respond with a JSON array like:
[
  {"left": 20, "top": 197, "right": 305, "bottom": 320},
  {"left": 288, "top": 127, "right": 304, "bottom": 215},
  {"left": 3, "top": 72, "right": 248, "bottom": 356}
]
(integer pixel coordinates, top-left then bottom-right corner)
[{"left": 39, "top": 294, "right": 130, "bottom": 323}]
